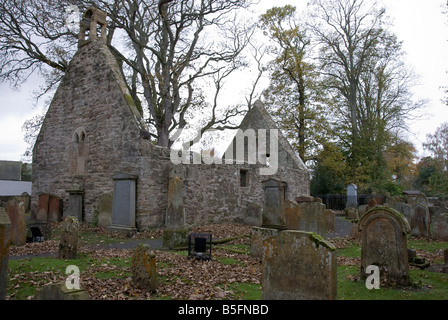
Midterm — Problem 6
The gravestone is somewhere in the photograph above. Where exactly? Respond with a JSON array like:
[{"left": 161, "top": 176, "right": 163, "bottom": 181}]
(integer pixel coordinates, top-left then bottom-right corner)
[
  {"left": 48, "top": 196, "right": 63, "bottom": 222},
  {"left": 284, "top": 200, "right": 326, "bottom": 238},
  {"left": 163, "top": 168, "right": 188, "bottom": 249},
  {"left": 131, "top": 244, "right": 157, "bottom": 292},
  {"left": 262, "top": 230, "right": 337, "bottom": 300},
  {"left": 358, "top": 206, "right": 411, "bottom": 286},
  {"left": 324, "top": 209, "right": 336, "bottom": 233},
  {"left": 97, "top": 193, "right": 113, "bottom": 228},
  {"left": 432, "top": 214, "right": 448, "bottom": 241},
  {"left": 261, "top": 179, "right": 287, "bottom": 229},
  {"left": 58, "top": 216, "right": 79, "bottom": 259},
  {"left": 410, "top": 204, "right": 431, "bottom": 238},
  {"left": 37, "top": 193, "right": 50, "bottom": 222},
  {"left": 109, "top": 173, "right": 137, "bottom": 234},
  {"left": 0, "top": 207, "right": 11, "bottom": 300},
  {"left": 346, "top": 184, "right": 358, "bottom": 208},
  {"left": 243, "top": 202, "right": 262, "bottom": 226},
  {"left": 65, "top": 185, "right": 84, "bottom": 222},
  {"left": 251, "top": 179, "right": 287, "bottom": 258},
  {"left": 5, "top": 197, "right": 26, "bottom": 246},
  {"left": 35, "top": 282, "right": 90, "bottom": 300}
]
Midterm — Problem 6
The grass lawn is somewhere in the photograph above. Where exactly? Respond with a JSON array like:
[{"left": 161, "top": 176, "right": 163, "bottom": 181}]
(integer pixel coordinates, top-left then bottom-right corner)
[{"left": 5, "top": 224, "right": 448, "bottom": 300}]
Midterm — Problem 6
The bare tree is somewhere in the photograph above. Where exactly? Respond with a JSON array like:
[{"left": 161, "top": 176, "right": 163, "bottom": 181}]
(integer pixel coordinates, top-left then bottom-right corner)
[{"left": 0, "top": 0, "right": 256, "bottom": 150}]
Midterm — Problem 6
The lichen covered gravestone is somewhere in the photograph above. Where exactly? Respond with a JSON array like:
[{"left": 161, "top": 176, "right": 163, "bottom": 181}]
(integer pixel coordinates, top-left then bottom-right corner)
[
  {"left": 5, "top": 197, "right": 26, "bottom": 246},
  {"left": 58, "top": 216, "right": 79, "bottom": 259},
  {"left": 359, "top": 206, "right": 411, "bottom": 286},
  {"left": 131, "top": 244, "right": 157, "bottom": 292},
  {"left": 261, "top": 230, "right": 337, "bottom": 300}
]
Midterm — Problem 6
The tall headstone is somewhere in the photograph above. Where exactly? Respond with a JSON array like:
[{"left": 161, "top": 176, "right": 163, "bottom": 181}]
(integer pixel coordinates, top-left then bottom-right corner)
[
  {"left": 261, "top": 179, "right": 287, "bottom": 229},
  {"left": 410, "top": 204, "right": 431, "bottom": 238},
  {"left": 163, "top": 168, "right": 188, "bottom": 249},
  {"left": 250, "top": 179, "right": 287, "bottom": 258},
  {"left": 97, "top": 193, "right": 113, "bottom": 228},
  {"left": 65, "top": 185, "right": 84, "bottom": 222},
  {"left": 48, "top": 196, "right": 63, "bottom": 222},
  {"left": 262, "top": 230, "right": 337, "bottom": 300},
  {"left": 58, "top": 216, "right": 79, "bottom": 259},
  {"left": 0, "top": 207, "right": 11, "bottom": 300},
  {"left": 346, "top": 183, "right": 358, "bottom": 209},
  {"left": 359, "top": 206, "right": 411, "bottom": 286},
  {"left": 5, "top": 197, "right": 26, "bottom": 246},
  {"left": 109, "top": 173, "right": 137, "bottom": 234},
  {"left": 433, "top": 213, "right": 448, "bottom": 241},
  {"left": 37, "top": 193, "right": 50, "bottom": 222}
]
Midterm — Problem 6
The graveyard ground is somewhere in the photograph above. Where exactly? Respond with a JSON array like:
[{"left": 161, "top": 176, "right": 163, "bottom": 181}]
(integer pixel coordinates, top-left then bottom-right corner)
[{"left": 5, "top": 222, "right": 448, "bottom": 300}]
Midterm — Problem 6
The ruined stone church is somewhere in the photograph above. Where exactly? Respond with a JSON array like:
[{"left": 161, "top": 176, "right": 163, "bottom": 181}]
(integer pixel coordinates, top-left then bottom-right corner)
[{"left": 31, "top": 7, "right": 310, "bottom": 231}]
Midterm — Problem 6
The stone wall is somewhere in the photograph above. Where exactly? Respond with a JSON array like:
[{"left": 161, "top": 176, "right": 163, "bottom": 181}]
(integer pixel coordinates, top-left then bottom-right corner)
[{"left": 31, "top": 9, "right": 310, "bottom": 231}]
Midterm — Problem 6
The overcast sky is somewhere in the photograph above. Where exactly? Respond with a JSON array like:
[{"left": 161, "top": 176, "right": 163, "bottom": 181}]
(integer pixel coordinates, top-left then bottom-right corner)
[{"left": 0, "top": 0, "right": 447, "bottom": 162}]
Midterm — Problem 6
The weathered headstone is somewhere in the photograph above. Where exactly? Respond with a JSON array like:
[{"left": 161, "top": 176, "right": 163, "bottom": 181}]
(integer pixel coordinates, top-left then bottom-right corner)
[
  {"left": 324, "top": 209, "right": 336, "bottom": 233},
  {"left": 346, "top": 183, "right": 358, "bottom": 208},
  {"left": 5, "top": 197, "right": 26, "bottom": 246},
  {"left": 37, "top": 193, "right": 50, "bottom": 222},
  {"left": 432, "top": 213, "right": 448, "bottom": 241},
  {"left": 109, "top": 173, "right": 137, "bottom": 234},
  {"left": 261, "top": 179, "right": 287, "bottom": 229},
  {"left": 410, "top": 204, "right": 431, "bottom": 238},
  {"left": 250, "top": 179, "right": 287, "bottom": 258},
  {"left": 165, "top": 169, "right": 185, "bottom": 229},
  {"left": 97, "top": 193, "right": 113, "bottom": 228},
  {"left": 345, "top": 207, "right": 358, "bottom": 220},
  {"left": 0, "top": 207, "right": 11, "bottom": 300},
  {"left": 65, "top": 185, "right": 84, "bottom": 222},
  {"left": 58, "top": 216, "right": 79, "bottom": 259},
  {"left": 358, "top": 206, "right": 411, "bottom": 286},
  {"left": 284, "top": 200, "right": 326, "bottom": 238},
  {"left": 35, "top": 282, "right": 90, "bottom": 300},
  {"left": 131, "top": 244, "right": 157, "bottom": 292},
  {"left": 48, "top": 196, "right": 63, "bottom": 222},
  {"left": 163, "top": 168, "right": 188, "bottom": 249},
  {"left": 243, "top": 202, "right": 262, "bottom": 226},
  {"left": 262, "top": 230, "right": 337, "bottom": 300}
]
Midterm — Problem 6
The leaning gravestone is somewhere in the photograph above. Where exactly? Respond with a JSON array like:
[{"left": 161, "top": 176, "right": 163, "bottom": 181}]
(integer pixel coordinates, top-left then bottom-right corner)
[
  {"left": 109, "top": 173, "right": 137, "bottom": 234},
  {"left": 262, "top": 230, "right": 337, "bottom": 300},
  {"left": 131, "top": 244, "right": 157, "bottom": 292},
  {"left": 359, "top": 206, "right": 411, "bottom": 286},
  {"left": 0, "top": 207, "right": 11, "bottom": 300},
  {"left": 58, "top": 216, "right": 79, "bottom": 259}
]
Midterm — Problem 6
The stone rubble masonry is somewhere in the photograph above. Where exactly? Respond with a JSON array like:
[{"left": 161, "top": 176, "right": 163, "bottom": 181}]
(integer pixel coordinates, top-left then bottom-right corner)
[{"left": 31, "top": 8, "right": 310, "bottom": 231}]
